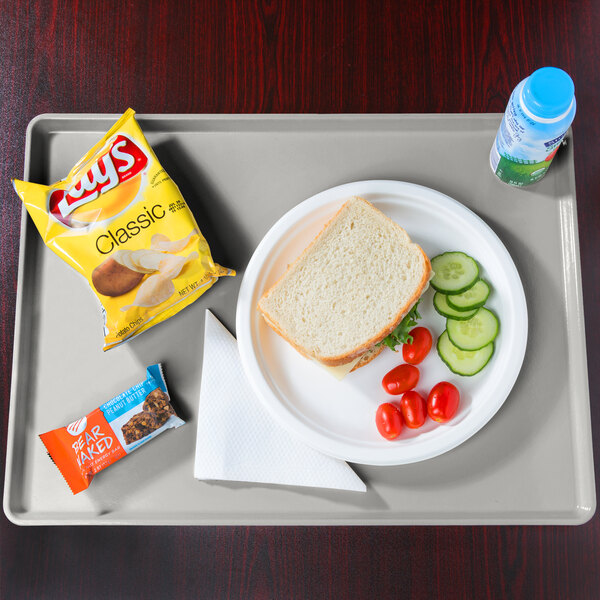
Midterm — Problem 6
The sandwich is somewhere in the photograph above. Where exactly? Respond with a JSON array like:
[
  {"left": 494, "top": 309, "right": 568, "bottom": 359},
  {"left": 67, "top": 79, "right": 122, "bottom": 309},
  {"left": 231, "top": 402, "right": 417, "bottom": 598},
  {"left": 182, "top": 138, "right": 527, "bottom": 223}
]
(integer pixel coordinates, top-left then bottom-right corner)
[{"left": 258, "top": 197, "right": 431, "bottom": 378}]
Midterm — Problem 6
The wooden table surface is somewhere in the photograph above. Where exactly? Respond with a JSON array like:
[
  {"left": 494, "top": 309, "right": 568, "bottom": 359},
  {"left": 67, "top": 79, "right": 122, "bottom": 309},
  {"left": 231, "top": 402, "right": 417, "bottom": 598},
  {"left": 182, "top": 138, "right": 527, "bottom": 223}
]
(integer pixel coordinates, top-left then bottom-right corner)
[{"left": 1, "top": 1, "right": 599, "bottom": 598}]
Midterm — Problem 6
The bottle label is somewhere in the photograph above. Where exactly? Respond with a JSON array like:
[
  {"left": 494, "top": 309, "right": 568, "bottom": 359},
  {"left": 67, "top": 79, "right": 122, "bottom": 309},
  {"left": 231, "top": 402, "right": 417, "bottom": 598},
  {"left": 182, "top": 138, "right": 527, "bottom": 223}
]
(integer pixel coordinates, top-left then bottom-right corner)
[{"left": 492, "top": 87, "right": 567, "bottom": 186}]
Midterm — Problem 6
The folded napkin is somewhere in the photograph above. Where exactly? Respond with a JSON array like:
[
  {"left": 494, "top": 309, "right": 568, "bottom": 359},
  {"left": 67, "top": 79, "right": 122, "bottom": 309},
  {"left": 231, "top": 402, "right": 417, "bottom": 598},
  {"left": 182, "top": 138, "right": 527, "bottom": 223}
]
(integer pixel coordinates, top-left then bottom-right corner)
[{"left": 194, "top": 310, "right": 366, "bottom": 492}]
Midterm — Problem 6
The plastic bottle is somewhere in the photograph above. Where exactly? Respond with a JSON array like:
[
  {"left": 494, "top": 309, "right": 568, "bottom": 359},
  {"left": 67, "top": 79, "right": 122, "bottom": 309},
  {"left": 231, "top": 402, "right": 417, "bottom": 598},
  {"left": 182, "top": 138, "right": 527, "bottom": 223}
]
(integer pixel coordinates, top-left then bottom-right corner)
[{"left": 490, "top": 67, "right": 576, "bottom": 186}]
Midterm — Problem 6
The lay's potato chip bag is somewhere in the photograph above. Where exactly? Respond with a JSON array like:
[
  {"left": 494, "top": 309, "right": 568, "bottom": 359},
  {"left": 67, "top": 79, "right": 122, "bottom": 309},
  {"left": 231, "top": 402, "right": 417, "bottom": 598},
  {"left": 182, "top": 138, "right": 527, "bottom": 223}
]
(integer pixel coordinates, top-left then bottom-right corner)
[{"left": 13, "top": 109, "right": 234, "bottom": 350}]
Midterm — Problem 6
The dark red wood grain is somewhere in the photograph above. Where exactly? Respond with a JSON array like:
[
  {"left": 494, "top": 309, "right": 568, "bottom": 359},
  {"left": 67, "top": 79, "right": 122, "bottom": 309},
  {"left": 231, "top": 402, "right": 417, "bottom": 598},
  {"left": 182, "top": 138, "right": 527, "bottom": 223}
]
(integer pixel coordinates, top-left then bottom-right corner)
[{"left": 1, "top": 0, "right": 599, "bottom": 598}]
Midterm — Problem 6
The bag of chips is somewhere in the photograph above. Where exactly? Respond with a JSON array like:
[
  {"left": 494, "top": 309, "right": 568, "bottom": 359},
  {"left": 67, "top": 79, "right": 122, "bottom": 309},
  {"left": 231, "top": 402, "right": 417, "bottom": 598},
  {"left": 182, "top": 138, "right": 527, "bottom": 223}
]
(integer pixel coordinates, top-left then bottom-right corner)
[{"left": 13, "top": 109, "right": 234, "bottom": 349}]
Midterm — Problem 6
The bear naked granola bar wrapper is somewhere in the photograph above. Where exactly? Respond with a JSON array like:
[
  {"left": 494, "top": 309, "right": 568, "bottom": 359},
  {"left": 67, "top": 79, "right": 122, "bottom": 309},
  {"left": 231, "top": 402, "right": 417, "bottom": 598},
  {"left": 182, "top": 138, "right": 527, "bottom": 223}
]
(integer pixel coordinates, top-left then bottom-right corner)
[
  {"left": 39, "top": 364, "right": 184, "bottom": 494},
  {"left": 13, "top": 109, "right": 235, "bottom": 350}
]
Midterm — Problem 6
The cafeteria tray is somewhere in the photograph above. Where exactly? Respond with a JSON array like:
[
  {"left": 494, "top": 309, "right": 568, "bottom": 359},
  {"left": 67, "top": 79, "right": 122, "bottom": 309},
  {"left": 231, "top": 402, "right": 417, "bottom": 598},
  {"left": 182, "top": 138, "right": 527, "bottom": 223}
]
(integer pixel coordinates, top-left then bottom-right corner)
[{"left": 4, "top": 113, "right": 595, "bottom": 525}]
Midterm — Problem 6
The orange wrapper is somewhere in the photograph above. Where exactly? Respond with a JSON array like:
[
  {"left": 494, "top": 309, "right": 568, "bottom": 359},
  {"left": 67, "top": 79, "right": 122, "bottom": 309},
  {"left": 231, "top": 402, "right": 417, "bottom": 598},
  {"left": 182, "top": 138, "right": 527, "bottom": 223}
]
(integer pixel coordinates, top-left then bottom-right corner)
[{"left": 40, "top": 364, "right": 183, "bottom": 494}]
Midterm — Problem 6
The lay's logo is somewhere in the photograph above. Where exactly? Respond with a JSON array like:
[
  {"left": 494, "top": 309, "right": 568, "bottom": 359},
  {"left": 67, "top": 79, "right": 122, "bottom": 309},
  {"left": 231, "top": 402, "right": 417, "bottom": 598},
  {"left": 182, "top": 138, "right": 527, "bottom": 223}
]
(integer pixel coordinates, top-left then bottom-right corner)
[{"left": 48, "top": 134, "right": 149, "bottom": 228}]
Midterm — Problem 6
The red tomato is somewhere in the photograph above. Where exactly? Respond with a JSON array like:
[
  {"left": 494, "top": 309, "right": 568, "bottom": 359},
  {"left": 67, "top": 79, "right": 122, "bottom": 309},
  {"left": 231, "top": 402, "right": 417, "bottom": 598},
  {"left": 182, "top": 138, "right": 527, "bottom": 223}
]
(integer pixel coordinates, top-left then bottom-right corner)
[
  {"left": 427, "top": 382, "right": 460, "bottom": 423},
  {"left": 375, "top": 403, "right": 404, "bottom": 440},
  {"left": 402, "top": 327, "right": 433, "bottom": 365},
  {"left": 399, "top": 391, "right": 427, "bottom": 428},
  {"left": 381, "top": 364, "right": 420, "bottom": 395}
]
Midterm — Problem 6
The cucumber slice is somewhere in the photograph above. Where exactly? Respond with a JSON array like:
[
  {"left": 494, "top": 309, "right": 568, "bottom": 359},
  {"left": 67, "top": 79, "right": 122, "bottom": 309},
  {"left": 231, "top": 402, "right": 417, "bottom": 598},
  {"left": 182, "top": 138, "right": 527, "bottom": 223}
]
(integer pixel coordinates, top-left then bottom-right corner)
[
  {"left": 447, "top": 308, "right": 499, "bottom": 351},
  {"left": 433, "top": 292, "right": 478, "bottom": 320},
  {"left": 446, "top": 280, "right": 490, "bottom": 312},
  {"left": 437, "top": 331, "right": 494, "bottom": 376},
  {"left": 430, "top": 252, "right": 479, "bottom": 295}
]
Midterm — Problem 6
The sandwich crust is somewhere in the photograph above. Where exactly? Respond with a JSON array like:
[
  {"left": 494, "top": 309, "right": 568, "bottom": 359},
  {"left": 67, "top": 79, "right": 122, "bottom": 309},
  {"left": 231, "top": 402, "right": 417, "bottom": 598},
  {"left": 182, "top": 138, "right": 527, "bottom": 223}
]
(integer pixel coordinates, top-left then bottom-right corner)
[{"left": 349, "top": 344, "right": 385, "bottom": 372}]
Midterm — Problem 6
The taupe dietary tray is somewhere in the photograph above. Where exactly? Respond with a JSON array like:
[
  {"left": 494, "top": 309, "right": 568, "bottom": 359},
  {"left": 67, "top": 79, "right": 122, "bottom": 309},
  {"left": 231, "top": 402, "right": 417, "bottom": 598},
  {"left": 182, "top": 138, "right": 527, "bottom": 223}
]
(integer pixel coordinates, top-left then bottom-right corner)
[{"left": 4, "top": 114, "right": 595, "bottom": 525}]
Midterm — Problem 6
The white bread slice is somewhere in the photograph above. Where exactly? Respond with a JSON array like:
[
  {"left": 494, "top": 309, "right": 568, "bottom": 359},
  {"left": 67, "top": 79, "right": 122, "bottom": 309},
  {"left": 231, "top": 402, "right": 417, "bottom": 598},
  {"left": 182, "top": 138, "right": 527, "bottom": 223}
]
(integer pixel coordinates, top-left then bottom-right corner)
[{"left": 258, "top": 197, "right": 431, "bottom": 368}]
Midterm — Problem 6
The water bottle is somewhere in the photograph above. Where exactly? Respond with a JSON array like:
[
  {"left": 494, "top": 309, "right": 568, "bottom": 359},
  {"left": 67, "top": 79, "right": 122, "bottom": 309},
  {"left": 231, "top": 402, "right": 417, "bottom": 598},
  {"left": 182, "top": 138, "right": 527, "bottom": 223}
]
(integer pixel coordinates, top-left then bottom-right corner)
[{"left": 490, "top": 67, "right": 576, "bottom": 186}]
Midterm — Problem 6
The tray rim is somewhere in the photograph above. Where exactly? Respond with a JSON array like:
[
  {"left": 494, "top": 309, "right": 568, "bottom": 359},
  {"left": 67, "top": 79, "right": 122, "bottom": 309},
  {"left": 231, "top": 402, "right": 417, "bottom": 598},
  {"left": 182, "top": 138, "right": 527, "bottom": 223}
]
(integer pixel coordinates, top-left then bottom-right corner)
[{"left": 3, "top": 112, "right": 595, "bottom": 526}]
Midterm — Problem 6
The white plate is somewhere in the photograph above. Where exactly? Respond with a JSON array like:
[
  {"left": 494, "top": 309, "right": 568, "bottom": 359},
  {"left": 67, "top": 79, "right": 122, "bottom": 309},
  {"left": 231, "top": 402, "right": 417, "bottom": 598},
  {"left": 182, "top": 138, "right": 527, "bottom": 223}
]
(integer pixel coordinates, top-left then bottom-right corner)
[{"left": 236, "top": 181, "right": 527, "bottom": 466}]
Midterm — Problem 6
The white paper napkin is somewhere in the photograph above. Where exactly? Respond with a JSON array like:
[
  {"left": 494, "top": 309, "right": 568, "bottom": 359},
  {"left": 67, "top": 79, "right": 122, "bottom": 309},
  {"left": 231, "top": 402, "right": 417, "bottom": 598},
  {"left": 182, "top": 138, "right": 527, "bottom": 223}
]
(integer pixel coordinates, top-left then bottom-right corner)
[{"left": 194, "top": 310, "right": 366, "bottom": 492}]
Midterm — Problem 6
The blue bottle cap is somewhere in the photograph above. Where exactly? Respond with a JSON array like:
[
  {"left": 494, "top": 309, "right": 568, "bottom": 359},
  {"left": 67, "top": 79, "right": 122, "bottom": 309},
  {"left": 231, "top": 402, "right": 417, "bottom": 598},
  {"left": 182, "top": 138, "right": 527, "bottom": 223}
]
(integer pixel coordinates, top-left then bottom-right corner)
[{"left": 522, "top": 67, "right": 575, "bottom": 119}]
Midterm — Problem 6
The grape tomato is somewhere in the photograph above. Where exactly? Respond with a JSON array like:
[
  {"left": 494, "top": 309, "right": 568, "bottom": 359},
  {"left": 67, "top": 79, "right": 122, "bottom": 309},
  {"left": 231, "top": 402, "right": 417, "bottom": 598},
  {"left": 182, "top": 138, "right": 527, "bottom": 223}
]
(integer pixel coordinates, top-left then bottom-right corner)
[
  {"left": 381, "top": 364, "right": 420, "bottom": 395},
  {"left": 375, "top": 403, "right": 404, "bottom": 440},
  {"left": 399, "top": 391, "right": 427, "bottom": 428},
  {"left": 427, "top": 381, "right": 460, "bottom": 423},
  {"left": 402, "top": 327, "right": 433, "bottom": 365}
]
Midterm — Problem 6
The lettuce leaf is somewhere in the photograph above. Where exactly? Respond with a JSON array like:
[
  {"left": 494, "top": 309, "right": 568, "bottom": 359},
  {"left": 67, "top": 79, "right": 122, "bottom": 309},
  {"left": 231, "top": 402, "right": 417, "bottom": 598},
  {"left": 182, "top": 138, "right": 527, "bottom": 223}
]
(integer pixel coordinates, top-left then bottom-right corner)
[{"left": 378, "top": 301, "right": 422, "bottom": 351}]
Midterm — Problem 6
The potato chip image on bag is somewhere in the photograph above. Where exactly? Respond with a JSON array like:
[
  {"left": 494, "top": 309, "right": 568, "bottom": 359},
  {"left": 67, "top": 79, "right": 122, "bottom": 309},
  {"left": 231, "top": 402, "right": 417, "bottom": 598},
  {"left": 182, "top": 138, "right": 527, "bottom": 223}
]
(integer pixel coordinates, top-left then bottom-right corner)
[{"left": 13, "top": 109, "right": 235, "bottom": 350}]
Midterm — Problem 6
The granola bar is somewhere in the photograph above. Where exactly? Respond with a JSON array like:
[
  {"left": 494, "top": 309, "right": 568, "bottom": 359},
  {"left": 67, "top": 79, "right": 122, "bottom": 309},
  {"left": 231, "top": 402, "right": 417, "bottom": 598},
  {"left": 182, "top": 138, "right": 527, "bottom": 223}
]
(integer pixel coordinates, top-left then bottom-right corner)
[
  {"left": 40, "top": 364, "right": 185, "bottom": 494},
  {"left": 143, "top": 387, "right": 175, "bottom": 426}
]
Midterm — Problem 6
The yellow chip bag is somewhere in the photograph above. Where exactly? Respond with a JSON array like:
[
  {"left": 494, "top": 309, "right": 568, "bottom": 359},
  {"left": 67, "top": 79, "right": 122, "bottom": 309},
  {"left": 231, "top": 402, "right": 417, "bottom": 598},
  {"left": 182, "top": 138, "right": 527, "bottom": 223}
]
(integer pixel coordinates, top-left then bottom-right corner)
[{"left": 13, "top": 109, "right": 235, "bottom": 350}]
